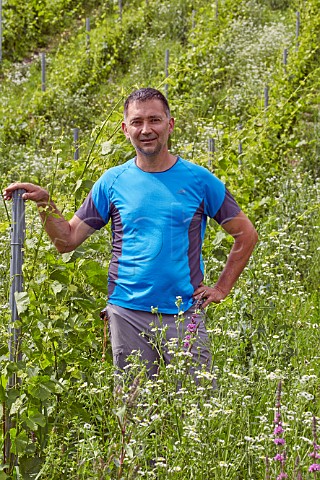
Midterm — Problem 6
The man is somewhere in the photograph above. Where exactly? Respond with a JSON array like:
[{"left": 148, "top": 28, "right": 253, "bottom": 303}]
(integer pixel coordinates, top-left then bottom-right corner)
[{"left": 4, "top": 88, "right": 258, "bottom": 377}]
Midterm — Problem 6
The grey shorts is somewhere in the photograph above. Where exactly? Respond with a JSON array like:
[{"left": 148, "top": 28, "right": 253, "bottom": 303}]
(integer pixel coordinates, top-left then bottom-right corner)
[{"left": 105, "top": 303, "right": 212, "bottom": 378}]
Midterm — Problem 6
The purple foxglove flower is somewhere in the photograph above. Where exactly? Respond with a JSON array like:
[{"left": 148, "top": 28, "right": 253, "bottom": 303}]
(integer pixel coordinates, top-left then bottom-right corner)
[{"left": 309, "top": 464, "right": 320, "bottom": 472}]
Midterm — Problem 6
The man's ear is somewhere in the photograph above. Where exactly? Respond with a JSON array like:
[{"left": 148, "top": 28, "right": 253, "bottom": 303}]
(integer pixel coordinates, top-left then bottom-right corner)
[
  {"left": 168, "top": 117, "right": 175, "bottom": 135},
  {"left": 121, "top": 122, "right": 130, "bottom": 139}
]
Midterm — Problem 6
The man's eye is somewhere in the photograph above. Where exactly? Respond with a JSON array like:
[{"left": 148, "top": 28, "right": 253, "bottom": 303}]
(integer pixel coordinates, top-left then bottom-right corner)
[{"left": 151, "top": 118, "right": 161, "bottom": 123}]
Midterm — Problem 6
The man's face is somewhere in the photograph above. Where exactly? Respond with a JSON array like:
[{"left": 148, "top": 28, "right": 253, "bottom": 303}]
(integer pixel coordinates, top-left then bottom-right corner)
[{"left": 122, "top": 99, "right": 174, "bottom": 157}]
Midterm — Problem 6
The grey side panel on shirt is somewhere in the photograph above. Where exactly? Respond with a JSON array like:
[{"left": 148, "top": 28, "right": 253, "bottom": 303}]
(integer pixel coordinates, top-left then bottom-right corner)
[
  {"left": 214, "top": 188, "right": 241, "bottom": 225},
  {"left": 108, "top": 202, "right": 123, "bottom": 296},
  {"left": 75, "top": 190, "right": 106, "bottom": 230},
  {"left": 187, "top": 200, "right": 205, "bottom": 290}
]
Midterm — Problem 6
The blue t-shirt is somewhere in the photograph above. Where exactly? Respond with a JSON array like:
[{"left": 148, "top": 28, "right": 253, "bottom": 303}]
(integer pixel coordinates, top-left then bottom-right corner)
[{"left": 76, "top": 156, "right": 240, "bottom": 313}]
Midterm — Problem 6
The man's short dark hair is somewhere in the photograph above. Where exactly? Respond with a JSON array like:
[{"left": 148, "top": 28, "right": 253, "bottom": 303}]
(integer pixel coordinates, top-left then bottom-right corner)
[{"left": 124, "top": 88, "right": 171, "bottom": 119}]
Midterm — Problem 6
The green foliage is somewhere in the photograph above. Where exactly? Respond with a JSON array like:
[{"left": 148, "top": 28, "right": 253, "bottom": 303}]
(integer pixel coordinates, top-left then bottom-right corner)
[
  {"left": 257, "top": 0, "right": 292, "bottom": 10},
  {"left": 0, "top": 0, "right": 320, "bottom": 478},
  {"left": 1, "top": 0, "right": 110, "bottom": 61}
]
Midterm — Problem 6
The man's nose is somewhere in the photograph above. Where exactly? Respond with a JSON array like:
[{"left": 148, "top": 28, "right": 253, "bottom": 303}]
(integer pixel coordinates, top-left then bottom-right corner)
[{"left": 141, "top": 122, "right": 152, "bottom": 134}]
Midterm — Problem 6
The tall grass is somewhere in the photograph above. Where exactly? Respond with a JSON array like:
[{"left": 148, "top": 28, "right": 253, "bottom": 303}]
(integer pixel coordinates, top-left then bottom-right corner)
[{"left": 0, "top": 0, "right": 319, "bottom": 478}]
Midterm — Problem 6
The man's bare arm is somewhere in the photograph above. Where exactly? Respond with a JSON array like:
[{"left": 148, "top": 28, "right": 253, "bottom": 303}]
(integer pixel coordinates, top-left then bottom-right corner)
[
  {"left": 3, "top": 182, "right": 95, "bottom": 253},
  {"left": 193, "top": 211, "right": 258, "bottom": 308}
]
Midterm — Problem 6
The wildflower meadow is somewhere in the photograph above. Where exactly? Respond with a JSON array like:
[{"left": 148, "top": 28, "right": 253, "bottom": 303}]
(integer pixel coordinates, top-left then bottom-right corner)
[{"left": 0, "top": 0, "right": 319, "bottom": 478}]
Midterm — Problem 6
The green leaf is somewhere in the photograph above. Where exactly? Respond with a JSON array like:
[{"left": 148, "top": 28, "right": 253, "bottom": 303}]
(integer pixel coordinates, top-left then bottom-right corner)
[
  {"left": 39, "top": 352, "right": 55, "bottom": 370},
  {"left": 9, "top": 428, "right": 27, "bottom": 457},
  {"left": 29, "top": 410, "right": 47, "bottom": 428},
  {"left": 125, "top": 443, "right": 134, "bottom": 459},
  {"left": 7, "top": 388, "right": 20, "bottom": 407},
  {"left": 14, "top": 291, "right": 30, "bottom": 315},
  {"left": 30, "top": 383, "right": 55, "bottom": 401},
  {"left": 50, "top": 269, "right": 69, "bottom": 284},
  {"left": 0, "top": 221, "right": 10, "bottom": 234},
  {"left": 213, "top": 231, "right": 227, "bottom": 246},
  {"left": 101, "top": 140, "right": 113, "bottom": 155},
  {"left": 10, "top": 394, "right": 25, "bottom": 416},
  {"left": 74, "top": 178, "right": 93, "bottom": 194},
  {"left": 28, "top": 377, "right": 56, "bottom": 401},
  {"left": 61, "top": 251, "right": 74, "bottom": 263},
  {"left": 0, "top": 383, "right": 6, "bottom": 402},
  {"left": 25, "top": 417, "right": 37, "bottom": 430},
  {"left": 61, "top": 248, "right": 85, "bottom": 263},
  {"left": 81, "top": 260, "right": 108, "bottom": 293},
  {"left": 0, "top": 375, "right": 7, "bottom": 402},
  {"left": 51, "top": 281, "right": 64, "bottom": 295},
  {"left": 20, "top": 456, "right": 44, "bottom": 477},
  {"left": 113, "top": 405, "right": 126, "bottom": 423},
  {"left": 12, "top": 431, "right": 28, "bottom": 455}
]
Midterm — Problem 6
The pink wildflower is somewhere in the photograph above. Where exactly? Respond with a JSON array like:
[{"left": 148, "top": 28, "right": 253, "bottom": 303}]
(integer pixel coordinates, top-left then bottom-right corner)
[
  {"left": 308, "top": 416, "right": 320, "bottom": 473},
  {"left": 274, "top": 453, "right": 285, "bottom": 462},
  {"left": 274, "top": 438, "right": 285, "bottom": 446},
  {"left": 183, "top": 294, "right": 203, "bottom": 349},
  {"left": 276, "top": 473, "right": 288, "bottom": 479},
  {"left": 274, "top": 412, "right": 281, "bottom": 424},
  {"left": 309, "top": 452, "right": 320, "bottom": 459},
  {"left": 274, "top": 425, "right": 284, "bottom": 435},
  {"left": 187, "top": 323, "right": 198, "bottom": 332}
]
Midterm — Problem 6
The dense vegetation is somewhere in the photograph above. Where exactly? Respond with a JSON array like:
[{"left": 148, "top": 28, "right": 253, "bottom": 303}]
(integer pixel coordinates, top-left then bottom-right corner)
[{"left": 0, "top": 0, "right": 319, "bottom": 478}]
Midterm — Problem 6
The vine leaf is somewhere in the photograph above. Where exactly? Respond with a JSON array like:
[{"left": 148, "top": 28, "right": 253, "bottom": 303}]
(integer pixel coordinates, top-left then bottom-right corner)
[{"left": 14, "top": 291, "right": 30, "bottom": 315}]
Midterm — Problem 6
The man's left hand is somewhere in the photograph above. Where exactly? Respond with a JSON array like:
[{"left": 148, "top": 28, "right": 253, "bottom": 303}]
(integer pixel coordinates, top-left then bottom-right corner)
[{"left": 193, "top": 283, "right": 227, "bottom": 309}]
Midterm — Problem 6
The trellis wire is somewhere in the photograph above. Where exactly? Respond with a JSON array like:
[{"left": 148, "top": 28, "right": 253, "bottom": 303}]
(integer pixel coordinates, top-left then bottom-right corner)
[
  {"left": 4, "top": 189, "right": 26, "bottom": 465},
  {"left": 41, "top": 52, "right": 46, "bottom": 92},
  {"left": 215, "top": 0, "right": 219, "bottom": 19},
  {"left": 74, "top": 128, "right": 79, "bottom": 160}
]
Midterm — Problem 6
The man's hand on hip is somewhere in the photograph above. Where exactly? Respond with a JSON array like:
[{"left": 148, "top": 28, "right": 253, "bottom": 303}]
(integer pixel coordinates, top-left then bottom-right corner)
[{"left": 193, "top": 283, "right": 227, "bottom": 309}]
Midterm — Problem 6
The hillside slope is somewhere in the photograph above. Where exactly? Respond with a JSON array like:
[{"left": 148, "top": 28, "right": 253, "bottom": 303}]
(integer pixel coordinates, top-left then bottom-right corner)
[{"left": 0, "top": 1, "right": 319, "bottom": 479}]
